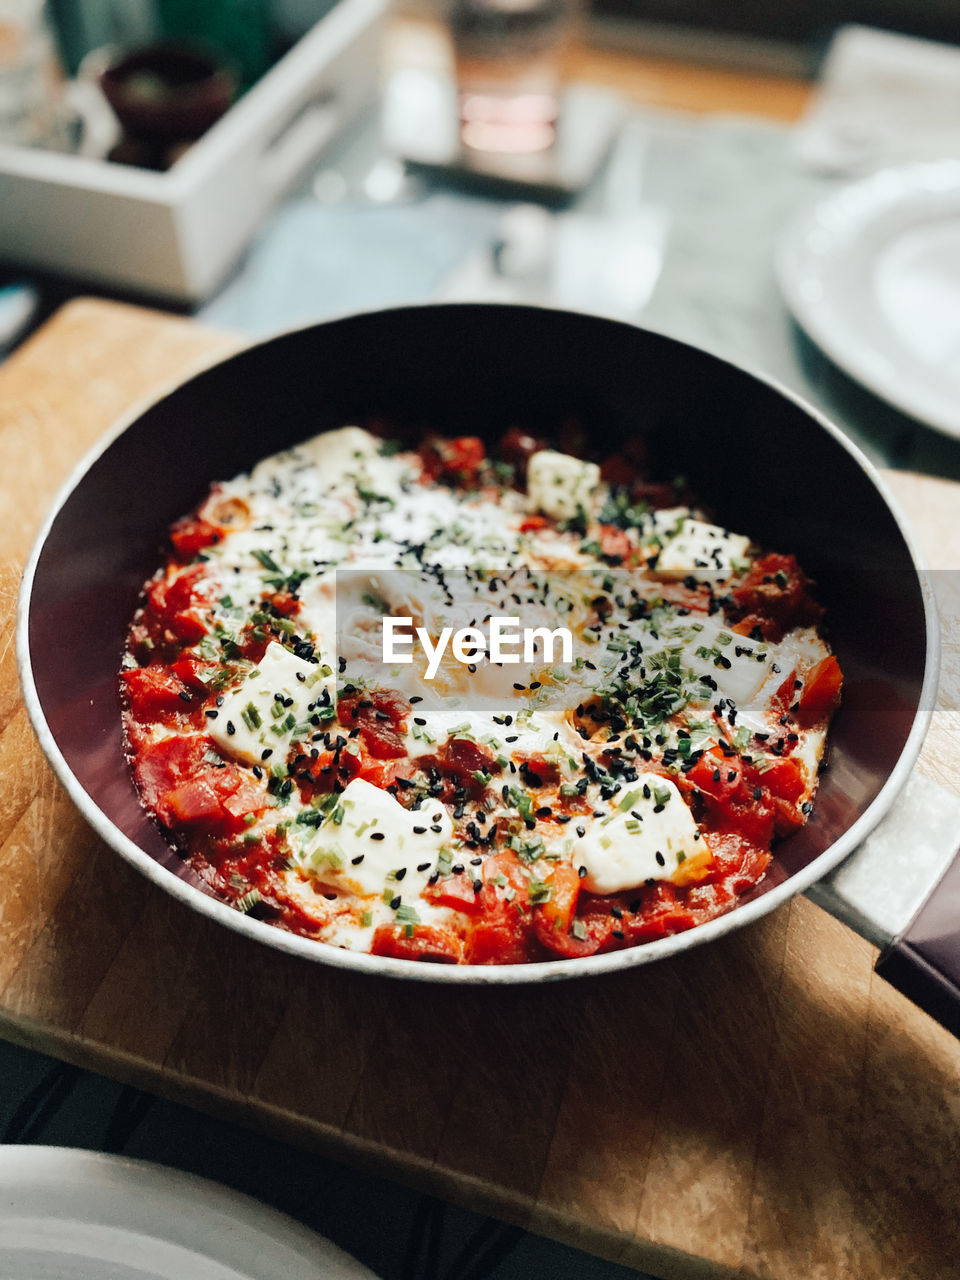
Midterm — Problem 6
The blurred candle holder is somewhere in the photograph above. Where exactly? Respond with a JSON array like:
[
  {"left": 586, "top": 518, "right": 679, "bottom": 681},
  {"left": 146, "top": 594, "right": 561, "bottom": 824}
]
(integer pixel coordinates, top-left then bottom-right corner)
[{"left": 449, "top": 0, "right": 575, "bottom": 154}]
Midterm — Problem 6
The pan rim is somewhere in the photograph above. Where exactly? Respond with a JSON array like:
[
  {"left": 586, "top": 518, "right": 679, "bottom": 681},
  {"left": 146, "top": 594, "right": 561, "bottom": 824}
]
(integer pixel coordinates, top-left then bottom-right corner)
[{"left": 15, "top": 301, "right": 940, "bottom": 984}]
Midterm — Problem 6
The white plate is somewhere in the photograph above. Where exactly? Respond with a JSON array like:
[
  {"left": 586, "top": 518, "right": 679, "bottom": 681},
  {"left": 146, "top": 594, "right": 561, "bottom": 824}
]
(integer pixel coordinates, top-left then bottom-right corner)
[
  {"left": 0, "top": 1146, "right": 377, "bottom": 1280},
  {"left": 777, "top": 160, "right": 960, "bottom": 438}
]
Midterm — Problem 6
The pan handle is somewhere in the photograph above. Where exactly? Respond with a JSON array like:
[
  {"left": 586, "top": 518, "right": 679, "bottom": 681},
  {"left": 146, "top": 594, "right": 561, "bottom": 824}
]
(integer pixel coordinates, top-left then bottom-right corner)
[
  {"left": 875, "top": 853, "right": 960, "bottom": 1037},
  {"left": 807, "top": 771, "right": 960, "bottom": 1039}
]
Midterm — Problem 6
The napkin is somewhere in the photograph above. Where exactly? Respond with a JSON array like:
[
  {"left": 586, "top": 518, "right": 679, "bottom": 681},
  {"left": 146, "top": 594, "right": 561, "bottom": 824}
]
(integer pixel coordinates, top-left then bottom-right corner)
[{"left": 795, "top": 24, "right": 960, "bottom": 175}]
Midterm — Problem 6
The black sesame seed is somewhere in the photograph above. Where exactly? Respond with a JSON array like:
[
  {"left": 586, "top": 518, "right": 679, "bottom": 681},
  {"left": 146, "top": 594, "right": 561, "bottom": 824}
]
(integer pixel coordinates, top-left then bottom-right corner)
[{"left": 370, "top": 831, "right": 386, "bottom": 841}]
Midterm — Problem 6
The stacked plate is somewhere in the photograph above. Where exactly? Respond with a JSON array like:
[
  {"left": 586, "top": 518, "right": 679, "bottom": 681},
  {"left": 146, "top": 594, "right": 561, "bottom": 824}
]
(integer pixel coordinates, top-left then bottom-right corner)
[
  {"left": 0, "top": 1147, "right": 375, "bottom": 1279},
  {"left": 777, "top": 160, "right": 960, "bottom": 438}
]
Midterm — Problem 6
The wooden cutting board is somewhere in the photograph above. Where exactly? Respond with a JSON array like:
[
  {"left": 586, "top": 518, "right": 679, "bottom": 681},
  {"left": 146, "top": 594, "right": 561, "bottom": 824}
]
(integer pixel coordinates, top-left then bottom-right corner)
[{"left": 2, "top": 299, "right": 958, "bottom": 1280}]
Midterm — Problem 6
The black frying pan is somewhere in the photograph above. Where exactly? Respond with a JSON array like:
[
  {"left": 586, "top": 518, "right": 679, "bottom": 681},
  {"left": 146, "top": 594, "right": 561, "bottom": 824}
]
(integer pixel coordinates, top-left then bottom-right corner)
[{"left": 19, "top": 304, "right": 949, "bottom": 1017}]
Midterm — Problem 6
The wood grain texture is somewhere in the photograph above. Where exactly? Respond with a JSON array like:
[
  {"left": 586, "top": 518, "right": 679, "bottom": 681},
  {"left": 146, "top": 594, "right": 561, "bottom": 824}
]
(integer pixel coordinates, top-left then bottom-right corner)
[
  {"left": 385, "top": 16, "right": 813, "bottom": 122},
  {"left": 2, "top": 299, "right": 959, "bottom": 1280}
]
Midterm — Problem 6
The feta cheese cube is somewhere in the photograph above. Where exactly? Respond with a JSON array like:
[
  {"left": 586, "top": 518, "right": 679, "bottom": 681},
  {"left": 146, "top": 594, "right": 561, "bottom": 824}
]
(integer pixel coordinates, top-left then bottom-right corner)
[
  {"left": 527, "top": 451, "right": 600, "bottom": 522},
  {"left": 210, "top": 641, "right": 333, "bottom": 765},
  {"left": 297, "top": 778, "right": 453, "bottom": 898},
  {"left": 654, "top": 513, "right": 750, "bottom": 581},
  {"left": 573, "top": 773, "right": 712, "bottom": 893}
]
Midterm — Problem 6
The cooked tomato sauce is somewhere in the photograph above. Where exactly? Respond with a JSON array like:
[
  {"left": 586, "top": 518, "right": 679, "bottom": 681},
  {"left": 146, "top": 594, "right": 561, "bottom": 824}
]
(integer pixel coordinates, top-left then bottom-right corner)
[{"left": 122, "top": 426, "right": 841, "bottom": 964}]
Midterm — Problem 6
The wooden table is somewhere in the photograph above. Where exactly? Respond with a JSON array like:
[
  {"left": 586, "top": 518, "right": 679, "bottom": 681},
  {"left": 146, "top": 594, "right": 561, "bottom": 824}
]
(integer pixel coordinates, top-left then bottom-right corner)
[
  {"left": 385, "top": 15, "right": 814, "bottom": 122},
  {"left": 1, "top": 299, "right": 959, "bottom": 1279}
]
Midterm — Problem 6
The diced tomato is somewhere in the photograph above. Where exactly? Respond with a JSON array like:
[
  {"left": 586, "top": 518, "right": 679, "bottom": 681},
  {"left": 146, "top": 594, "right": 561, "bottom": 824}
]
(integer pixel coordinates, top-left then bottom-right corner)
[
  {"left": 122, "top": 666, "right": 189, "bottom": 723},
  {"left": 132, "top": 730, "right": 267, "bottom": 835},
  {"left": 337, "top": 688, "right": 411, "bottom": 760},
  {"left": 448, "top": 737, "right": 499, "bottom": 781},
  {"left": 729, "top": 553, "right": 823, "bottom": 641},
  {"left": 770, "top": 669, "right": 800, "bottom": 718},
  {"left": 268, "top": 591, "right": 300, "bottom": 617},
  {"left": 537, "top": 894, "right": 616, "bottom": 958},
  {"left": 170, "top": 517, "right": 221, "bottom": 560},
  {"left": 170, "top": 608, "right": 208, "bottom": 643},
  {"left": 353, "top": 758, "right": 395, "bottom": 788},
  {"left": 418, "top": 738, "right": 501, "bottom": 798},
  {"left": 515, "top": 754, "right": 558, "bottom": 788},
  {"left": 685, "top": 750, "right": 744, "bottom": 805},
  {"left": 685, "top": 751, "right": 777, "bottom": 847},
  {"left": 164, "top": 762, "right": 265, "bottom": 835},
  {"left": 422, "top": 871, "right": 480, "bottom": 913},
  {"left": 532, "top": 863, "right": 581, "bottom": 951},
  {"left": 370, "top": 923, "right": 462, "bottom": 963},
  {"left": 164, "top": 777, "right": 224, "bottom": 827},
  {"left": 299, "top": 745, "right": 364, "bottom": 795},
  {"left": 731, "top": 613, "right": 780, "bottom": 642},
  {"left": 613, "top": 882, "right": 698, "bottom": 943},
  {"left": 598, "top": 525, "right": 632, "bottom": 563},
  {"left": 147, "top": 564, "right": 213, "bottom": 623},
  {"left": 498, "top": 426, "right": 546, "bottom": 482},
  {"left": 519, "top": 514, "right": 550, "bottom": 533},
  {"left": 418, "top": 435, "right": 486, "bottom": 485},
  {"left": 796, "top": 655, "right": 842, "bottom": 727},
  {"left": 728, "top": 792, "right": 776, "bottom": 847},
  {"left": 702, "top": 830, "right": 771, "bottom": 896},
  {"left": 762, "top": 757, "right": 806, "bottom": 805},
  {"left": 466, "top": 851, "right": 532, "bottom": 965},
  {"left": 219, "top": 778, "right": 269, "bottom": 831},
  {"left": 757, "top": 756, "right": 807, "bottom": 836},
  {"left": 170, "top": 657, "right": 221, "bottom": 692},
  {"left": 134, "top": 734, "right": 209, "bottom": 816},
  {"left": 234, "top": 625, "right": 271, "bottom": 664},
  {"left": 361, "top": 727, "right": 407, "bottom": 761}
]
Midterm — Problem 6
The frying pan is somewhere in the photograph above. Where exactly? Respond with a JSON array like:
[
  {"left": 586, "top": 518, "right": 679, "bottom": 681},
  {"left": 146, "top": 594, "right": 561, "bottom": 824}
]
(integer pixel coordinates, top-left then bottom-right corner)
[{"left": 16, "top": 304, "right": 960, "bottom": 1032}]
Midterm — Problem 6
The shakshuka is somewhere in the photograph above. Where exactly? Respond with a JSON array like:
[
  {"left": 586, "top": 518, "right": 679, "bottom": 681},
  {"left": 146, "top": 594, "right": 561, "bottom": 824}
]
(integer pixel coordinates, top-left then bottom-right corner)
[{"left": 122, "top": 424, "right": 842, "bottom": 964}]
